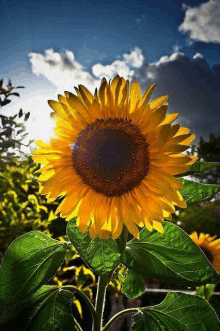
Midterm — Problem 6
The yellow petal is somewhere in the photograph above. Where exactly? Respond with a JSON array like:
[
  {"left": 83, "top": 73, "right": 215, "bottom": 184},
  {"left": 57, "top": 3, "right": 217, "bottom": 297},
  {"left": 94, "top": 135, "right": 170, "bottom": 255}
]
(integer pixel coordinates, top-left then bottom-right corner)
[
  {"left": 115, "top": 77, "right": 127, "bottom": 106},
  {"left": 179, "top": 134, "right": 196, "bottom": 145},
  {"left": 67, "top": 92, "right": 89, "bottom": 114},
  {"left": 153, "top": 221, "right": 164, "bottom": 233},
  {"left": 77, "top": 192, "right": 96, "bottom": 232},
  {"left": 137, "top": 83, "right": 156, "bottom": 109},
  {"left": 163, "top": 144, "right": 189, "bottom": 154},
  {"left": 174, "top": 127, "right": 190, "bottom": 136},
  {"left": 156, "top": 124, "right": 172, "bottom": 148},
  {"left": 142, "top": 106, "right": 167, "bottom": 134},
  {"left": 78, "top": 84, "right": 93, "bottom": 108},
  {"left": 149, "top": 95, "right": 169, "bottom": 111},
  {"left": 143, "top": 218, "right": 153, "bottom": 232},
  {"left": 38, "top": 169, "right": 56, "bottom": 181},
  {"left": 48, "top": 100, "right": 67, "bottom": 119},
  {"left": 130, "top": 81, "right": 141, "bottom": 113},
  {"left": 162, "top": 210, "right": 172, "bottom": 220},
  {"left": 87, "top": 221, "right": 96, "bottom": 238},
  {"left": 186, "top": 155, "right": 198, "bottom": 165},
  {"left": 101, "top": 218, "right": 112, "bottom": 232},
  {"left": 162, "top": 165, "right": 189, "bottom": 175},
  {"left": 98, "top": 78, "right": 108, "bottom": 106},
  {"left": 167, "top": 190, "right": 187, "bottom": 209},
  {"left": 112, "top": 219, "right": 123, "bottom": 239},
  {"left": 160, "top": 113, "right": 179, "bottom": 126},
  {"left": 151, "top": 154, "right": 193, "bottom": 167},
  {"left": 169, "top": 134, "right": 193, "bottom": 145}
]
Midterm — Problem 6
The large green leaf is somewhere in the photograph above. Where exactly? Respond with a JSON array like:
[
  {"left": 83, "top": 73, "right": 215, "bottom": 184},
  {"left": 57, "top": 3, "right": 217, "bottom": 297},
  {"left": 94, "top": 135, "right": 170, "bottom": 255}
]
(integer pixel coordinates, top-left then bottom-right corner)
[
  {"left": 25, "top": 286, "right": 75, "bottom": 331},
  {"left": 179, "top": 178, "right": 220, "bottom": 205},
  {"left": 132, "top": 292, "right": 220, "bottom": 330},
  {"left": 0, "top": 286, "right": 76, "bottom": 331},
  {"left": 67, "top": 218, "right": 121, "bottom": 276},
  {"left": 122, "top": 222, "right": 220, "bottom": 286},
  {"left": 119, "top": 269, "right": 145, "bottom": 298},
  {"left": 0, "top": 231, "right": 67, "bottom": 315},
  {"left": 177, "top": 161, "right": 220, "bottom": 177}
]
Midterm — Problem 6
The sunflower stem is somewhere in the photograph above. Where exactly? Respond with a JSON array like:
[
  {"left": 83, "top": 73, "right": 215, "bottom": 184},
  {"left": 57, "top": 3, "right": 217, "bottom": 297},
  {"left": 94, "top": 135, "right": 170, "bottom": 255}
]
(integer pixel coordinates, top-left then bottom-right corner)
[
  {"left": 101, "top": 308, "right": 140, "bottom": 331},
  {"left": 93, "top": 274, "right": 112, "bottom": 331}
]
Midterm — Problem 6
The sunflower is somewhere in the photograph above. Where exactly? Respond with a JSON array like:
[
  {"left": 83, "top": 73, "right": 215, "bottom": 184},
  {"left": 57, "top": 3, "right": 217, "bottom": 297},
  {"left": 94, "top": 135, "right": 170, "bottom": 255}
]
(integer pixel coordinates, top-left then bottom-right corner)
[
  {"left": 190, "top": 232, "right": 220, "bottom": 273},
  {"left": 32, "top": 75, "right": 197, "bottom": 240}
]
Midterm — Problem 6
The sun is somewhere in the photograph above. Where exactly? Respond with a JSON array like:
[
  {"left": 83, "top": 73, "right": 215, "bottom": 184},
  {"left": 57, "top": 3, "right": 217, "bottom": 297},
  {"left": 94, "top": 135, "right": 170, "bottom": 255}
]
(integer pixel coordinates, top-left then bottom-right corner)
[{"left": 32, "top": 75, "right": 197, "bottom": 239}]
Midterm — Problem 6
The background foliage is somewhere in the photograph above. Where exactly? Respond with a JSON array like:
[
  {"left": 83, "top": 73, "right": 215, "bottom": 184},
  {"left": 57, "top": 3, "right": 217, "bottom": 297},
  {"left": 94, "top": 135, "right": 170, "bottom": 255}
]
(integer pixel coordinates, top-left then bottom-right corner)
[{"left": 0, "top": 80, "right": 68, "bottom": 253}]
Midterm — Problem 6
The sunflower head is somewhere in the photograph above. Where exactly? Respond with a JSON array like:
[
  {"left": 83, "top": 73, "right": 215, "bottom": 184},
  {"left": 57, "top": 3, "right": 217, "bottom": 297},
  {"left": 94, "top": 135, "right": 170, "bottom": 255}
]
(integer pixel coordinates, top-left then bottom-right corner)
[
  {"left": 32, "top": 75, "right": 197, "bottom": 240},
  {"left": 190, "top": 232, "right": 220, "bottom": 273}
]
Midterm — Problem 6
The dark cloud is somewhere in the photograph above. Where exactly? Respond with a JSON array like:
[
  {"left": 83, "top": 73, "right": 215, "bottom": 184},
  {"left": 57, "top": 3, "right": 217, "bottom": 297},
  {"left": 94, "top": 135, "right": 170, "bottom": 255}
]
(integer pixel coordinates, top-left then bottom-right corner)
[{"left": 135, "top": 51, "right": 220, "bottom": 141}]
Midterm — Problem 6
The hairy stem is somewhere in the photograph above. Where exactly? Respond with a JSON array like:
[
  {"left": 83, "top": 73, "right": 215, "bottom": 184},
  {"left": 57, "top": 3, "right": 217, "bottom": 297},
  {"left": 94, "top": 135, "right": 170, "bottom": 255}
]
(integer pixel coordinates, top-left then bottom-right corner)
[
  {"left": 93, "top": 274, "right": 112, "bottom": 331},
  {"left": 62, "top": 285, "right": 97, "bottom": 325}
]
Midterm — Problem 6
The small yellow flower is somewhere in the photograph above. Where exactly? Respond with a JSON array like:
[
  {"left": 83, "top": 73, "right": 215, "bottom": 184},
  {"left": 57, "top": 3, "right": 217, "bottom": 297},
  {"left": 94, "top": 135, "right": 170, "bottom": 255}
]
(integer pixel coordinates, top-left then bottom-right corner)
[
  {"left": 32, "top": 75, "right": 197, "bottom": 239},
  {"left": 190, "top": 232, "right": 220, "bottom": 273}
]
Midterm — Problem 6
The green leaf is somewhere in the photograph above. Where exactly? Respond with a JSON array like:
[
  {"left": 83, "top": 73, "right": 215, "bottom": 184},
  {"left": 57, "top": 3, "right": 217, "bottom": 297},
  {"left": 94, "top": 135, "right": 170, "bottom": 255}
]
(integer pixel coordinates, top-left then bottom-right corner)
[
  {"left": 119, "top": 269, "right": 145, "bottom": 298},
  {"left": 0, "top": 231, "right": 67, "bottom": 315},
  {"left": 122, "top": 222, "right": 220, "bottom": 286},
  {"left": 0, "top": 286, "right": 76, "bottom": 331},
  {"left": 67, "top": 218, "right": 121, "bottom": 276},
  {"left": 177, "top": 161, "right": 220, "bottom": 177},
  {"left": 25, "top": 286, "right": 75, "bottom": 331},
  {"left": 179, "top": 178, "right": 220, "bottom": 204},
  {"left": 132, "top": 292, "right": 220, "bottom": 331}
]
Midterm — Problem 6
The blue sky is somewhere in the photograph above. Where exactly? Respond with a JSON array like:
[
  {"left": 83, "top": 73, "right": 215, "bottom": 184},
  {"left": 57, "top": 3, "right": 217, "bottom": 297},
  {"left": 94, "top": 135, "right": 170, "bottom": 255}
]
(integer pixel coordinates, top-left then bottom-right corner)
[{"left": 1, "top": 0, "right": 220, "bottom": 147}]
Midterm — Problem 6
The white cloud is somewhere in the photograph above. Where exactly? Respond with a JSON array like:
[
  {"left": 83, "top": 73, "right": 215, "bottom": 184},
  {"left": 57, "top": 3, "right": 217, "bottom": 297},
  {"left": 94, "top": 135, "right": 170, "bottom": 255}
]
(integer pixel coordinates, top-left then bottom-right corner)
[
  {"left": 92, "top": 47, "right": 144, "bottom": 81},
  {"left": 92, "top": 61, "right": 134, "bottom": 81},
  {"left": 193, "top": 52, "right": 203, "bottom": 60},
  {"left": 179, "top": 0, "right": 220, "bottom": 44},
  {"left": 122, "top": 47, "right": 145, "bottom": 68},
  {"left": 29, "top": 49, "right": 99, "bottom": 94},
  {"left": 29, "top": 47, "right": 144, "bottom": 95}
]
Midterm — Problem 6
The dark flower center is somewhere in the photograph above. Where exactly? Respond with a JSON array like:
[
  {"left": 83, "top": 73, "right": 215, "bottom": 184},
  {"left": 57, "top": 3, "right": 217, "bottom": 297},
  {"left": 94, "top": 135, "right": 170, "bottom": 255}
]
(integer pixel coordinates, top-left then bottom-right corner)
[
  {"left": 201, "top": 246, "right": 213, "bottom": 264},
  {"left": 72, "top": 117, "right": 150, "bottom": 196}
]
